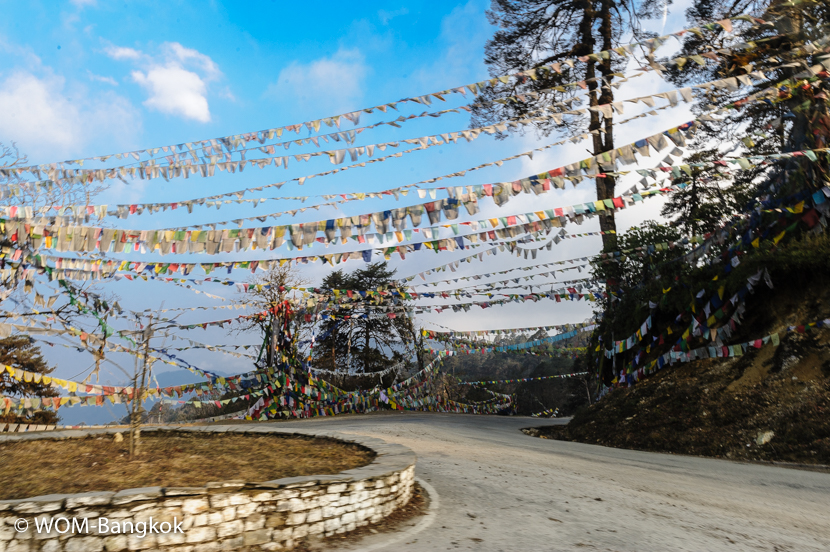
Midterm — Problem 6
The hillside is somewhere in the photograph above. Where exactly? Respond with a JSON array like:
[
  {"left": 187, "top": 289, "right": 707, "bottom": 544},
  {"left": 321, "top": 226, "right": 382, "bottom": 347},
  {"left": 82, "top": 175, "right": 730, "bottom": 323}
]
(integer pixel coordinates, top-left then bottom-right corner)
[{"left": 535, "top": 241, "right": 830, "bottom": 465}]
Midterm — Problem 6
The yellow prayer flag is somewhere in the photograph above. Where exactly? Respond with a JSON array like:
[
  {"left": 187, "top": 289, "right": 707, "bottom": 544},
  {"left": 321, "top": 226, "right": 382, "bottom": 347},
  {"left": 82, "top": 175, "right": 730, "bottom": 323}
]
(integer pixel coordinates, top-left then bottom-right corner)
[{"left": 773, "top": 230, "right": 786, "bottom": 245}]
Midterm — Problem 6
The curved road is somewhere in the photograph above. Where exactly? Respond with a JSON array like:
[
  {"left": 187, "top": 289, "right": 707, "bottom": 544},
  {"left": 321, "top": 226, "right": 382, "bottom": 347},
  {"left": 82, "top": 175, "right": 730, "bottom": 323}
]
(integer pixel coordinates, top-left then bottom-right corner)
[{"left": 271, "top": 412, "right": 830, "bottom": 551}]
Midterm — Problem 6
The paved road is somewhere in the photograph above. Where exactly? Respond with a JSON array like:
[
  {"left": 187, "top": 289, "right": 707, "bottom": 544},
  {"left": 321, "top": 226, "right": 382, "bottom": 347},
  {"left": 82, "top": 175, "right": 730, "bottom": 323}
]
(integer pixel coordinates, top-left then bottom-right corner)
[{"left": 272, "top": 412, "right": 830, "bottom": 552}]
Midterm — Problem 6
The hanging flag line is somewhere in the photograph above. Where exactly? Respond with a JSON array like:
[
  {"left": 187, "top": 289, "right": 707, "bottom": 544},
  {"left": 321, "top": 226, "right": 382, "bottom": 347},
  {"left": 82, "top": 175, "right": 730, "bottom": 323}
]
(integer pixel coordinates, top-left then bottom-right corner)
[
  {"left": 410, "top": 267, "right": 595, "bottom": 291},
  {"left": 4, "top": 22, "right": 820, "bottom": 418},
  {"left": 531, "top": 407, "right": 559, "bottom": 418},
  {"left": 408, "top": 279, "right": 604, "bottom": 301},
  {"left": 422, "top": 321, "right": 595, "bottom": 337},
  {"left": 3, "top": 97, "right": 671, "bottom": 216},
  {"left": 603, "top": 268, "right": 772, "bottom": 362},
  {"left": 40, "top": 185, "right": 820, "bottom": 328},
  {"left": 596, "top": 188, "right": 828, "bottom": 279},
  {"left": 6, "top": 310, "right": 826, "bottom": 417},
  {"left": 0, "top": 65, "right": 765, "bottom": 224},
  {"left": 39, "top": 308, "right": 258, "bottom": 380},
  {"left": 9, "top": 70, "right": 645, "bottom": 192},
  {"left": 4, "top": 12, "right": 773, "bottom": 179},
  {"left": 14, "top": 285, "right": 262, "bottom": 382},
  {"left": 16, "top": 179, "right": 817, "bottom": 307},
  {"left": 6, "top": 31, "right": 816, "bottom": 221},
  {"left": 308, "top": 359, "right": 409, "bottom": 378},
  {"left": 39, "top": 56, "right": 829, "bottom": 257},
  {"left": 28, "top": 224, "right": 557, "bottom": 284},
  {"left": 604, "top": 200, "right": 812, "bottom": 390},
  {"left": 404, "top": 250, "right": 591, "bottom": 282},
  {"left": 0, "top": 314, "right": 282, "bottom": 400},
  {"left": 6, "top": 52, "right": 811, "bottom": 271},
  {"left": 601, "top": 191, "right": 826, "bottom": 371},
  {"left": 6, "top": 32, "right": 812, "bottom": 197},
  {"left": 458, "top": 372, "right": 589, "bottom": 385},
  {"left": 319, "top": 278, "right": 601, "bottom": 314},
  {"left": 603, "top": 317, "right": 830, "bottom": 395},
  {"left": 396, "top": 159, "right": 825, "bottom": 284},
  {"left": 8, "top": 141, "right": 823, "bottom": 281},
  {"left": 145, "top": 270, "right": 601, "bottom": 333},
  {"left": 4, "top": 252, "right": 788, "bottom": 416},
  {"left": 425, "top": 329, "right": 588, "bottom": 354},
  {"left": 5, "top": 107, "right": 585, "bottom": 187},
  {"left": 40, "top": 338, "right": 259, "bottom": 361},
  {"left": 18, "top": 286, "right": 259, "bottom": 361},
  {"left": 436, "top": 339, "right": 580, "bottom": 358},
  {"left": 4, "top": 56, "right": 824, "bottom": 324},
  {"left": 3, "top": 57, "right": 801, "bottom": 232},
  {"left": 127, "top": 265, "right": 597, "bottom": 301},
  {"left": 18, "top": 237, "right": 592, "bottom": 298},
  {"left": 14, "top": 191, "right": 592, "bottom": 272},
  {"left": 419, "top": 274, "right": 599, "bottom": 295},
  {"left": 3, "top": 120, "right": 703, "bottom": 258}
]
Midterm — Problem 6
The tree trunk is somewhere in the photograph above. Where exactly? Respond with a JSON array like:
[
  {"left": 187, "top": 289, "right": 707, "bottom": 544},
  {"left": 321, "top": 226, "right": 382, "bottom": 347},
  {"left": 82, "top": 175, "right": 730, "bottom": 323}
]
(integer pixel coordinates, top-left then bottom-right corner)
[{"left": 596, "top": 0, "right": 618, "bottom": 253}]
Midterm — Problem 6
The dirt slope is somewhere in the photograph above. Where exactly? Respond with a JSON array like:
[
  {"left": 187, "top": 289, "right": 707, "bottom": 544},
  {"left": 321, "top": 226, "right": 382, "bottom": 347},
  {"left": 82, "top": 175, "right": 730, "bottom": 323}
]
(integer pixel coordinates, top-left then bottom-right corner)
[{"left": 536, "top": 271, "right": 830, "bottom": 465}]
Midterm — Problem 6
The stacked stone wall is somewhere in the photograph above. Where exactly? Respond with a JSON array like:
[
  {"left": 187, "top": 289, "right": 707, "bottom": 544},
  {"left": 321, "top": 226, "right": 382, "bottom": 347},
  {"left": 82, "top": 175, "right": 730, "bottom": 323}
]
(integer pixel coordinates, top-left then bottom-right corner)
[{"left": 0, "top": 425, "right": 416, "bottom": 551}]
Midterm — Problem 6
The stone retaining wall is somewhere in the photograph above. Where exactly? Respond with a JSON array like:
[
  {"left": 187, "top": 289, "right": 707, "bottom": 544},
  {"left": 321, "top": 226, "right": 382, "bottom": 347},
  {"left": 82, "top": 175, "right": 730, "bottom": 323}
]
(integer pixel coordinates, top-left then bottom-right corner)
[{"left": 0, "top": 424, "right": 416, "bottom": 551}]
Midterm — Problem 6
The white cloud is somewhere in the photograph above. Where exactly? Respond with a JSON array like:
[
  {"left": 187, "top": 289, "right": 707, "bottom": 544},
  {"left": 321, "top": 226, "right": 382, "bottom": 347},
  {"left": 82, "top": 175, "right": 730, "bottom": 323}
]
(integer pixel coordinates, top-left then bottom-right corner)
[
  {"left": 164, "top": 42, "right": 220, "bottom": 80},
  {"left": 109, "top": 42, "right": 222, "bottom": 123},
  {"left": 132, "top": 65, "right": 211, "bottom": 122},
  {"left": 265, "top": 48, "right": 368, "bottom": 116},
  {"left": 87, "top": 71, "right": 118, "bottom": 86},
  {"left": 104, "top": 45, "right": 143, "bottom": 60},
  {"left": 0, "top": 71, "right": 140, "bottom": 160},
  {"left": 70, "top": 0, "right": 97, "bottom": 7}
]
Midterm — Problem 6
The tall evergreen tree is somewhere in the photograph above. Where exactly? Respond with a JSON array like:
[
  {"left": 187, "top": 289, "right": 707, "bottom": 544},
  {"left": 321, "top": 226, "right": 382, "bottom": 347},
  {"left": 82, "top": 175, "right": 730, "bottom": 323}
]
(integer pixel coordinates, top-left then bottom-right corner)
[
  {"left": 660, "top": 148, "right": 754, "bottom": 237},
  {"left": 0, "top": 336, "right": 59, "bottom": 425},
  {"left": 312, "top": 262, "right": 420, "bottom": 376},
  {"left": 475, "top": 0, "right": 667, "bottom": 252},
  {"left": 586, "top": 0, "right": 830, "bottom": 389},
  {"left": 662, "top": 0, "right": 830, "bottom": 218}
]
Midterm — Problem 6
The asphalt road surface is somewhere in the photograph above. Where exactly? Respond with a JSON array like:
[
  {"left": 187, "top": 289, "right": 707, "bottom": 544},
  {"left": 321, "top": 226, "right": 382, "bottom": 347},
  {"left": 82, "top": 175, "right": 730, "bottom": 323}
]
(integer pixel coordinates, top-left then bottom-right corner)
[{"left": 271, "top": 412, "right": 830, "bottom": 552}]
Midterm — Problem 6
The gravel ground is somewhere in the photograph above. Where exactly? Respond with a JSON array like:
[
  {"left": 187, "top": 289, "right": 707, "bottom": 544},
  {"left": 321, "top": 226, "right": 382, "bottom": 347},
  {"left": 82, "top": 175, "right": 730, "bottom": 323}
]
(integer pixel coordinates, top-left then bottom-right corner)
[{"left": 268, "top": 411, "right": 830, "bottom": 552}]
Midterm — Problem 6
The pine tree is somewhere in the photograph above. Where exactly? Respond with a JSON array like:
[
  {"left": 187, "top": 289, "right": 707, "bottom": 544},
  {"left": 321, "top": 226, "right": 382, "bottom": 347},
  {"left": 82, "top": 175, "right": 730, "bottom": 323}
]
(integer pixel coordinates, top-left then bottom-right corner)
[
  {"left": 663, "top": 0, "right": 830, "bottom": 205},
  {"left": 660, "top": 148, "right": 755, "bottom": 237},
  {"left": 475, "top": 0, "right": 667, "bottom": 252},
  {"left": 0, "top": 336, "right": 59, "bottom": 425},
  {"left": 312, "top": 262, "right": 420, "bottom": 376},
  {"left": 586, "top": 0, "right": 830, "bottom": 390}
]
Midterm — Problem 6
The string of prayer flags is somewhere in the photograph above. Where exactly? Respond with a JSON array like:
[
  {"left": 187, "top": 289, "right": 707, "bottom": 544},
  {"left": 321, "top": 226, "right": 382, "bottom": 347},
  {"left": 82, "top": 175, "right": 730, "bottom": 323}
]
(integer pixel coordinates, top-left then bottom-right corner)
[{"left": 2, "top": 10, "right": 780, "bottom": 184}]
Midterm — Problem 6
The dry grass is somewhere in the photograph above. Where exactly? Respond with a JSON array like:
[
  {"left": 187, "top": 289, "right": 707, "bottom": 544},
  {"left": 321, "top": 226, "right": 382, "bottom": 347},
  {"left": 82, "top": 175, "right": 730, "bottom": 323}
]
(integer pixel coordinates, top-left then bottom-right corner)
[{"left": 0, "top": 432, "right": 375, "bottom": 500}]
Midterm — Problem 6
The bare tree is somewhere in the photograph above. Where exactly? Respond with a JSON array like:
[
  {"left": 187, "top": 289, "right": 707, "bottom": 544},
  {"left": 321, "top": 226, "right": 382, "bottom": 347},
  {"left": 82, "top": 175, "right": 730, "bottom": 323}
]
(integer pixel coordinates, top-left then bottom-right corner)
[{"left": 0, "top": 141, "right": 108, "bottom": 212}]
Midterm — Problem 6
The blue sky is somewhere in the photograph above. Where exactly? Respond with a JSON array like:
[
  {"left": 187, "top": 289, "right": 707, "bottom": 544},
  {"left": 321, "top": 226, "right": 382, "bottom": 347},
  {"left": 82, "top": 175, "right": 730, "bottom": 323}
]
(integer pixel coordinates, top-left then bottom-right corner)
[{"left": 0, "top": 0, "right": 697, "bottom": 423}]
